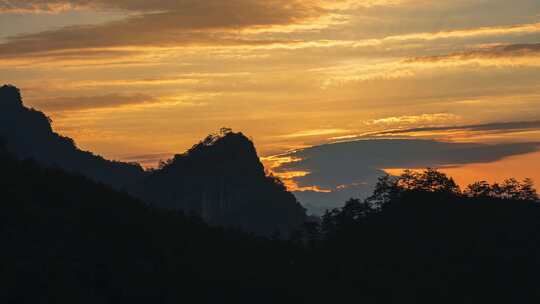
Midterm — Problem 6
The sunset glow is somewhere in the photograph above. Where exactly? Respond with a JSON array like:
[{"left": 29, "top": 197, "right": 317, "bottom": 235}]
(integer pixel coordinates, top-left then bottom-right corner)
[{"left": 1, "top": 0, "right": 539, "bottom": 197}]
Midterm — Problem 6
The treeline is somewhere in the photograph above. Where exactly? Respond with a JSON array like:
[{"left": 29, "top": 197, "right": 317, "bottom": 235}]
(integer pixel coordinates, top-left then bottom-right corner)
[
  {"left": 305, "top": 168, "right": 539, "bottom": 241},
  {"left": 3, "top": 141, "right": 540, "bottom": 303},
  {"left": 294, "top": 168, "right": 540, "bottom": 303}
]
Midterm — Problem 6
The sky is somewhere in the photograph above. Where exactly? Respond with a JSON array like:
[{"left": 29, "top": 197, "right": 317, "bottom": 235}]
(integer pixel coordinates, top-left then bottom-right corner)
[{"left": 1, "top": 0, "right": 540, "bottom": 213}]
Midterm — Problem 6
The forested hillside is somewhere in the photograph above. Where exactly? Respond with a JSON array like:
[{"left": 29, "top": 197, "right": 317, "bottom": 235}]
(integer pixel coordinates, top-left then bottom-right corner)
[
  {"left": 130, "top": 129, "right": 306, "bottom": 235},
  {"left": 0, "top": 145, "right": 305, "bottom": 303},
  {"left": 3, "top": 141, "right": 540, "bottom": 303}
]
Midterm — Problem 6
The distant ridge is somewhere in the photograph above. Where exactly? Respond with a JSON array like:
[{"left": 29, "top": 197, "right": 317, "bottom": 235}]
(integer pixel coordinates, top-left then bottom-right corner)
[
  {"left": 0, "top": 85, "right": 306, "bottom": 235},
  {"left": 0, "top": 85, "right": 145, "bottom": 189}
]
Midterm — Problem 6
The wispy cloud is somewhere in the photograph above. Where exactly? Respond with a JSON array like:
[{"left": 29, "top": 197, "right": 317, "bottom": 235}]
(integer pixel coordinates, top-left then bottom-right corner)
[
  {"left": 368, "top": 120, "right": 540, "bottom": 137},
  {"left": 385, "top": 22, "right": 540, "bottom": 42},
  {"left": 0, "top": 0, "right": 86, "bottom": 13},
  {"left": 319, "top": 42, "right": 540, "bottom": 86},
  {"left": 278, "top": 128, "right": 351, "bottom": 139},
  {"left": 366, "top": 113, "right": 461, "bottom": 126},
  {"left": 0, "top": 0, "right": 404, "bottom": 14},
  {"left": 326, "top": 120, "right": 540, "bottom": 144},
  {"left": 406, "top": 43, "right": 540, "bottom": 63},
  {"left": 28, "top": 91, "right": 215, "bottom": 112},
  {"left": 0, "top": 0, "right": 357, "bottom": 57},
  {"left": 30, "top": 93, "right": 157, "bottom": 111}
]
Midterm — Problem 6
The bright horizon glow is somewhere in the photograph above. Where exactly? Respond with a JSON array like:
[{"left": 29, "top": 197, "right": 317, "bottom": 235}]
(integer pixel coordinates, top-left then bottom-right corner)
[{"left": 384, "top": 151, "right": 540, "bottom": 190}]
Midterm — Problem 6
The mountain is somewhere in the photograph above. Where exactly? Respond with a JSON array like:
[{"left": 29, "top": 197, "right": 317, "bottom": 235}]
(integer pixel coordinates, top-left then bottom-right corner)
[
  {"left": 130, "top": 130, "right": 307, "bottom": 236},
  {"left": 0, "top": 85, "right": 306, "bottom": 235},
  {"left": 0, "top": 85, "right": 145, "bottom": 189},
  {"left": 0, "top": 145, "right": 306, "bottom": 303},
  {"left": 5, "top": 141, "right": 540, "bottom": 303}
]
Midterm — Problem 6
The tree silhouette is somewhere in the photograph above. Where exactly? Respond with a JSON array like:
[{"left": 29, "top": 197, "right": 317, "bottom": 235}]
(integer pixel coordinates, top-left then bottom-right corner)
[
  {"left": 465, "top": 177, "right": 539, "bottom": 201},
  {"left": 397, "top": 168, "right": 460, "bottom": 193}
]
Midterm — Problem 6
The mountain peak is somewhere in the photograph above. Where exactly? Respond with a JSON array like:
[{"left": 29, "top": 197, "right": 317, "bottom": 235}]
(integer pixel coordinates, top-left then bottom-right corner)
[
  {"left": 0, "top": 85, "right": 145, "bottom": 188},
  {"left": 131, "top": 129, "right": 306, "bottom": 235},
  {"left": 0, "top": 85, "right": 23, "bottom": 110},
  {"left": 189, "top": 128, "right": 254, "bottom": 154},
  {"left": 163, "top": 128, "right": 262, "bottom": 174}
]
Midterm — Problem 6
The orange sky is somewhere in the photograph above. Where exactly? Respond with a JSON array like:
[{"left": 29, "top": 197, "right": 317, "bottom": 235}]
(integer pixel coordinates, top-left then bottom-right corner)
[
  {"left": 437, "top": 151, "right": 540, "bottom": 188},
  {"left": 384, "top": 151, "right": 540, "bottom": 190},
  {"left": 1, "top": 0, "right": 539, "bottom": 194}
]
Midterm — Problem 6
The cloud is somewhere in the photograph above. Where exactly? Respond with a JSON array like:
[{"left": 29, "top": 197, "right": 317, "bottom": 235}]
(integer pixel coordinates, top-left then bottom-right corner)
[
  {"left": 276, "top": 139, "right": 540, "bottom": 188},
  {"left": 270, "top": 120, "right": 540, "bottom": 214},
  {"left": 0, "top": 21, "right": 296, "bottom": 57},
  {"left": 0, "top": 0, "right": 354, "bottom": 57},
  {"left": 407, "top": 43, "right": 540, "bottom": 63},
  {"left": 278, "top": 128, "right": 352, "bottom": 139},
  {"left": 14, "top": 0, "right": 539, "bottom": 60},
  {"left": 0, "top": 0, "right": 85, "bottom": 13},
  {"left": 318, "top": 42, "right": 540, "bottom": 87},
  {"left": 29, "top": 93, "right": 156, "bottom": 111},
  {"left": 385, "top": 22, "right": 540, "bottom": 42},
  {"left": 366, "top": 113, "right": 460, "bottom": 126},
  {"left": 325, "top": 120, "right": 540, "bottom": 145},
  {"left": 0, "top": 0, "right": 396, "bottom": 14},
  {"left": 271, "top": 138, "right": 540, "bottom": 214},
  {"left": 368, "top": 120, "right": 540, "bottom": 137},
  {"left": 0, "top": 48, "right": 145, "bottom": 68},
  {"left": 3, "top": 1, "right": 540, "bottom": 66},
  {"left": 320, "top": 23, "right": 540, "bottom": 52}
]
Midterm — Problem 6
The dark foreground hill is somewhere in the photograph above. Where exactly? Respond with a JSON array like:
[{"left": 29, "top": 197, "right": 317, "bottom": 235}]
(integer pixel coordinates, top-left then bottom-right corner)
[
  {"left": 3, "top": 145, "right": 540, "bottom": 303},
  {"left": 0, "top": 146, "right": 306, "bottom": 303},
  {"left": 0, "top": 85, "right": 306, "bottom": 235}
]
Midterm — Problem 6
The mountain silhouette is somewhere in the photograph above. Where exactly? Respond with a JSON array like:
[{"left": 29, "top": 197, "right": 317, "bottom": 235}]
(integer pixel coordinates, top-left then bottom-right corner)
[
  {"left": 2, "top": 87, "right": 540, "bottom": 302},
  {"left": 4, "top": 138, "right": 540, "bottom": 303},
  {"left": 0, "top": 85, "right": 306, "bottom": 235},
  {"left": 0, "top": 145, "right": 306, "bottom": 303},
  {"left": 130, "top": 129, "right": 307, "bottom": 235},
  {"left": 0, "top": 85, "right": 145, "bottom": 189}
]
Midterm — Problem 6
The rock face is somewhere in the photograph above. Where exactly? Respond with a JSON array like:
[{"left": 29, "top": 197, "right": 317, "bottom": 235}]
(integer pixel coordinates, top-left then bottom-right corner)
[
  {"left": 130, "top": 131, "right": 307, "bottom": 235},
  {"left": 0, "top": 85, "right": 145, "bottom": 189},
  {"left": 0, "top": 85, "right": 306, "bottom": 235}
]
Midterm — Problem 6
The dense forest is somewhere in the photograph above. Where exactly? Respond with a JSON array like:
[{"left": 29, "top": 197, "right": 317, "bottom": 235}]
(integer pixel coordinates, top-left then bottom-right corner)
[
  {"left": 295, "top": 169, "right": 540, "bottom": 303},
  {"left": 0, "top": 145, "right": 305, "bottom": 303},
  {"left": 2, "top": 139, "right": 540, "bottom": 303}
]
